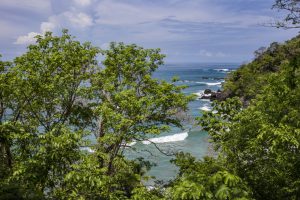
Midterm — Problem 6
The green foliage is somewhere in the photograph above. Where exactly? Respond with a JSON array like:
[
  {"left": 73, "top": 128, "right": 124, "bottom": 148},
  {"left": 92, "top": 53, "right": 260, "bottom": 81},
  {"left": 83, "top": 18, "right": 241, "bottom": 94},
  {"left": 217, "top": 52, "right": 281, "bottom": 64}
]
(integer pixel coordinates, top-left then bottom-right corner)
[
  {"left": 198, "top": 35, "right": 300, "bottom": 199},
  {"left": 3, "top": 24, "right": 300, "bottom": 200},
  {"left": 131, "top": 187, "right": 163, "bottom": 200},
  {"left": 0, "top": 30, "right": 101, "bottom": 198},
  {"left": 0, "top": 30, "right": 191, "bottom": 199},
  {"left": 0, "top": 55, "right": 13, "bottom": 180},
  {"left": 11, "top": 30, "right": 99, "bottom": 132},
  {"left": 166, "top": 154, "right": 252, "bottom": 200},
  {"left": 199, "top": 97, "right": 242, "bottom": 151},
  {"left": 223, "top": 35, "right": 300, "bottom": 102},
  {"left": 92, "top": 41, "right": 192, "bottom": 178}
]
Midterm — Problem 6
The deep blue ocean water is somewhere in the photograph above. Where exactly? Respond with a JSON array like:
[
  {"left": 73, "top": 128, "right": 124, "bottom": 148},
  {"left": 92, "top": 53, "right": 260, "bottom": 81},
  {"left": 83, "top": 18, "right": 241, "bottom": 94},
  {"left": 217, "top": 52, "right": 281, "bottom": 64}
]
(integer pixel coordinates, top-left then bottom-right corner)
[{"left": 125, "top": 63, "right": 240, "bottom": 185}]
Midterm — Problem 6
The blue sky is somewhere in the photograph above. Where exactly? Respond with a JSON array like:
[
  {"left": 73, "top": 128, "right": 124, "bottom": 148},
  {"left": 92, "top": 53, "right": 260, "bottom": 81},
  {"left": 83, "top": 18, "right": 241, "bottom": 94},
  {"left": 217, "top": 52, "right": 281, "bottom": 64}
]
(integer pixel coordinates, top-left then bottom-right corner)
[{"left": 0, "top": 0, "right": 298, "bottom": 63}]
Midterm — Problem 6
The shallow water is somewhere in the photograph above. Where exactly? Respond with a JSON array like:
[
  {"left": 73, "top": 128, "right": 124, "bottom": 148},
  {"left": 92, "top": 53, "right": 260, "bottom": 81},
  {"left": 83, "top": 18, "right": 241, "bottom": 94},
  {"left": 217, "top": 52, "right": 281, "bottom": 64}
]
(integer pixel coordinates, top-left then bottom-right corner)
[{"left": 125, "top": 63, "right": 239, "bottom": 183}]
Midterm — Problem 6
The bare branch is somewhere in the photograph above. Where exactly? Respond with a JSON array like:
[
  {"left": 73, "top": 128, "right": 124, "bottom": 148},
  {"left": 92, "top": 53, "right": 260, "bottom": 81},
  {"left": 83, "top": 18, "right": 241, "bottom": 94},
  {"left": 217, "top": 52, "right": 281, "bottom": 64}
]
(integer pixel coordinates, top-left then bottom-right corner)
[
  {"left": 133, "top": 136, "right": 176, "bottom": 156},
  {"left": 271, "top": 0, "right": 300, "bottom": 29}
]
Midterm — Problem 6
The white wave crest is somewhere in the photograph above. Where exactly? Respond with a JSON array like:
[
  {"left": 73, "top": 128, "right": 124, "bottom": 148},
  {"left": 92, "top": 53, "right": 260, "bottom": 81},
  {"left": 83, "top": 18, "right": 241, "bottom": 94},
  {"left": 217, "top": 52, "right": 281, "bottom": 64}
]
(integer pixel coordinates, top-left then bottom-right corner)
[
  {"left": 142, "top": 132, "right": 188, "bottom": 145},
  {"left": 199, "top": 105, "right": 212, "bottom": 111},
  {"left": 193, "top": 90, "right": 204, "bottom": 97},
  {"left": 214, "top": 68, "right": 230, "bottom": 72},
  {"left": 206, "top": 82, "right": 223, "bottom": 86},
  {"left": 196, "top": 81, "right": 223, "bottom": 86}
]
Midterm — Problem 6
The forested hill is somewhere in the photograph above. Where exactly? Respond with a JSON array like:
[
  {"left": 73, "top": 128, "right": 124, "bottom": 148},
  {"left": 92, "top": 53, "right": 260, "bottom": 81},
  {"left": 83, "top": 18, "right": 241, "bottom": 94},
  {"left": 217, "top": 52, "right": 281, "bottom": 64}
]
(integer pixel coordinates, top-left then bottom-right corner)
[
  {"left": 193, "top": 33, "right": 300, "bottom": 199},
  {"left": 223, "top": 34, "right": 300, "bottom": 104}
]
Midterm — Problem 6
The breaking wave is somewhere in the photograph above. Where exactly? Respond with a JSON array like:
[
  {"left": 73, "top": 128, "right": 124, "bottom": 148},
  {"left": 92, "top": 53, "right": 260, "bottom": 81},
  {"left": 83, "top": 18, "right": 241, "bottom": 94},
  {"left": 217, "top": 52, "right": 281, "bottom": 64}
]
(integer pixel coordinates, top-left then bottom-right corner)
[
  {"left": 213, "top": 68, "right": 230, "bottom": 72},
  {"left": 199, "top": 105, "right": 212, "bottom": 111},
  {"left": 142, "top": 132, "right": 188, "bottom": 145},
  {"left": 196, "top": 81, "right": 223, "bottom": 86}
]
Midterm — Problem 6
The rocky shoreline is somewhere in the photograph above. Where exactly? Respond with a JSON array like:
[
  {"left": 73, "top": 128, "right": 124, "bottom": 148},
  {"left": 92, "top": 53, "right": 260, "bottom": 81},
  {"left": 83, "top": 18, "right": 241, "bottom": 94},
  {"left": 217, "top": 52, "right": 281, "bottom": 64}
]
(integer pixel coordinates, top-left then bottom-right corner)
[
  {"left": 199, "top": 88, "right": 230, "bottom": 101},
  {"left": 199, "top": 88, "right": 250, "bottom": 107}
]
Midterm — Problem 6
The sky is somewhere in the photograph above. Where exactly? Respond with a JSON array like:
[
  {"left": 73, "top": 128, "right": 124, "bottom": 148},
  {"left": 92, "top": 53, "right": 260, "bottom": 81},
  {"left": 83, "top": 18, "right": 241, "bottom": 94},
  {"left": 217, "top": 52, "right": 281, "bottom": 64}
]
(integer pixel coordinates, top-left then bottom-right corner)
[{"left": 0, "top": 0, "right": 299, "bottom": 63}]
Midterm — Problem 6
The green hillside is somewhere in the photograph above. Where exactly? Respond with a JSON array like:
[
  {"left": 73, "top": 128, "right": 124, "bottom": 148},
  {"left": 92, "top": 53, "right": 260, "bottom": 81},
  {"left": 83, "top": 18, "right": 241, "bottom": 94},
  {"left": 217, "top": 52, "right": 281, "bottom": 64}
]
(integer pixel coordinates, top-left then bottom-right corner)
[{"left": 223, "top": 35, "right": 300, "bottom": 104}]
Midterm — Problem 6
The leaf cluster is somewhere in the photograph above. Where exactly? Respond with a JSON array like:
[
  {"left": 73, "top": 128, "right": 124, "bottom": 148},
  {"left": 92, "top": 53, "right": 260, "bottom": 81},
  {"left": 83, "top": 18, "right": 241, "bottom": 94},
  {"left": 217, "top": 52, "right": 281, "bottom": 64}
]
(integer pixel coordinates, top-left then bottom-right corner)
[
  {"left": 196, "top": 35, "right": 300, "bottom": 199},
  {"left": 0, "top": 30, "right": 191, "bottom": 199}
]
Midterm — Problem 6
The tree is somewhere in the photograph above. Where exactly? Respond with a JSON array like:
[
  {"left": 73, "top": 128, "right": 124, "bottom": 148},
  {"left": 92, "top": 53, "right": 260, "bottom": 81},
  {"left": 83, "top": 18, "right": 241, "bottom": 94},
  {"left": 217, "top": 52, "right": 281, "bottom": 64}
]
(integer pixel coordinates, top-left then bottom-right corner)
[
  {"left": 0, "top": 30, "right": 192, "bottom": 199},
  {"left": 165, "top": 153, "right": 252, "bottom": 200},
  {"left": 254, "top": 47, "right": 267, "bottom": 59},
  {"left": 199, "top": 55, "right": 300, "bottom": 199},
  {"left": 0, "top": 30, "right": 100, "bottom": 198},
  {"left": 56, "top": 42, "right": 193, "bottom": 199},
  {"left": 272, "top": 0, "right": 300, "bottom": 28},
  {"left": 93, "top": 42, "right": 192, "bottom": 173},
  {"left": 0, "top": 55, "right": 12, "bottom": 177}
]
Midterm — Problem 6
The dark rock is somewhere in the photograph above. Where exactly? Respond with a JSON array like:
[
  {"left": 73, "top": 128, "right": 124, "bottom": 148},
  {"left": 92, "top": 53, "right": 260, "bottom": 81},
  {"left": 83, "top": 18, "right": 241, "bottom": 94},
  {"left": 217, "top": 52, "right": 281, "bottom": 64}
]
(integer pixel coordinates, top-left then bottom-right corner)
[
  {"left": 212, "top": 77, "right": 225, "bottom": 80},
  {"left": 210, "top": 92, "right": 217, "bottom": 100},
  {"left": 200, "top": 89, "right": 231, "bottom": 101},
  {"left": 204, "top": 89, "right": 212, "bottom": 94}
]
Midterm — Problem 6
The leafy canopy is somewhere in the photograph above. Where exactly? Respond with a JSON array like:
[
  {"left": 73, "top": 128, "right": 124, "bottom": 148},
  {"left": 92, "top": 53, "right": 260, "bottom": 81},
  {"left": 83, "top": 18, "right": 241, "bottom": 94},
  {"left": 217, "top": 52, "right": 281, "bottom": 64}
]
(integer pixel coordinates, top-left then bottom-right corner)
[{"left": 0, "top": 30, "right": 192, "bottom": 199}]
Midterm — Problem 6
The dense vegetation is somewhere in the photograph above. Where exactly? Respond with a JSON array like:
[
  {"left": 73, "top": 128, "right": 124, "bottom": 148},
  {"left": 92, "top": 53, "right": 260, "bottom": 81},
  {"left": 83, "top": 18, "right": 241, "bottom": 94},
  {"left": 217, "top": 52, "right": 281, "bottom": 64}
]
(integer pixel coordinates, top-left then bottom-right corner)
[
  {"left": 223, "top": 35, "right": 300, "bottom": 103},
  {"left": 0, "top": 30, "right": 192, "bottom": 199},
  {"left": 168, "top": 35, "right": 300, "bottom": 199},
  {"left": 2, "top": 31, "right": 300, "bottom": 200},
  {"left": 1, "top": 1, "right": 300, "bottom": 198}
]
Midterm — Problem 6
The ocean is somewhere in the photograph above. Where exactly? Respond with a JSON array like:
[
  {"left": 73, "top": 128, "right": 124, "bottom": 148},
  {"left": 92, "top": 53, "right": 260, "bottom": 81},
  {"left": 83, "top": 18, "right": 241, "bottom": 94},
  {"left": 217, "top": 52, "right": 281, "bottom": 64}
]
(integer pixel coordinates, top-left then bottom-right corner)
[{"left": 124, "top": 62, "right": 240, "bottom": 185}]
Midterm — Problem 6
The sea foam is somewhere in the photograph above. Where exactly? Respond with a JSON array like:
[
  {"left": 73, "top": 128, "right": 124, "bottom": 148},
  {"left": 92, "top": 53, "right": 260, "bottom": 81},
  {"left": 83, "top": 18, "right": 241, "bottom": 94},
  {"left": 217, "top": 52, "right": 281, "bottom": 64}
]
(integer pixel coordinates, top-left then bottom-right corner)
[
  {"left": 206, "top": 82, "right": 223, "bottom": 86},
  {"left": 142, "top": 132, "right": 188, "bottom": 145},
  {"left": 196, "top": 81, "right": 223, "bottom": 86},
  {"left": 179, "top": 80, "right": 223, "bottom": 86},
  {"left": 213, "top": 68, "right": 230, "bottom": 72},
  {"left": 199, "top": 105, "right": 212, "bottom": 111}
]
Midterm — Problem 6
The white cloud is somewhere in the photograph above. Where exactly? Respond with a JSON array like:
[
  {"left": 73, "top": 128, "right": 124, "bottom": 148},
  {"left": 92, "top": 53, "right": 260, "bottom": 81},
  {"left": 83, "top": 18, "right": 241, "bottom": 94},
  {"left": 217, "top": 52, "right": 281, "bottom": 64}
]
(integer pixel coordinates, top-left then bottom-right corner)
[
  {"left": 39, "top": 11, "right": 93, "bottom": 31},
  {"left": 64, "top": 12, "right": 94, "bottom": 28},
  {"left": 74, "top": 0, "right": 91, "bottom": 7},
  {"left": 15, "top": 16, "right": 57, "bottom": 45},
  {"left": 6, "top": 0, "right": 298, "bottom": 62},
  {"left": 14, "top": 32, "right": 40, "bottom": 45},
  {"left": 14, "top": 9, "right": 93, "bottom": 45},
  {"left": 41, "top": 20, "right": 57, "bottom": 33},
  {"left": 93, "top": 0, "right": 274, "bottom": 28}
]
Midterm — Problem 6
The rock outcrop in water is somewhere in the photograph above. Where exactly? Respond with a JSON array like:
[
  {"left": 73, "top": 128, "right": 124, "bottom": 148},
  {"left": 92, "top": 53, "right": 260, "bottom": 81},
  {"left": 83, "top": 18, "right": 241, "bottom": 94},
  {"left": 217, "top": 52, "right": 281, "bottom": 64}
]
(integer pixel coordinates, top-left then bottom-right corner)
[
  {"left": 200, "top": 89, "right": 251, "bottom": 107},
  {"left": 200, "top": 89, "right": 230, "bottom": 101}
]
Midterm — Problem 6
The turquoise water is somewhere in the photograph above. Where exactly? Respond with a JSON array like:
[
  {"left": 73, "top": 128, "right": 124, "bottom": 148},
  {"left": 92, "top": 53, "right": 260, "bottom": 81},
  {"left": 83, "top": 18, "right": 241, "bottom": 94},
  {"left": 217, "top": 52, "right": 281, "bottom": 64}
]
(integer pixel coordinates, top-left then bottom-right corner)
[{"left": 125, "top": 63, "right": 239, "bottom": 185}]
